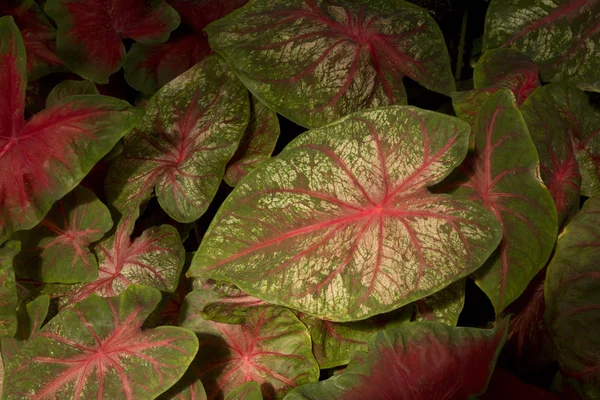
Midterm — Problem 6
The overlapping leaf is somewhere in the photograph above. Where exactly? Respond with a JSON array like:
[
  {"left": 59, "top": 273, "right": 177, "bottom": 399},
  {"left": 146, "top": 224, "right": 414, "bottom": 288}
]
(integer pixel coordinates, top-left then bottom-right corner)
[
  {"left": 189, "top": 106, "right": 501, "bottom": 321},
  {"left": 481, "top": 368, "right": 561, "bottom": 399},
  {"left": 3, "top": 285, "right": 199, "bottom": 399},
  {"left": 225, "top": 96, "right": 280, "bottom": 187},
  {"left": 0, "top": 241, "right": 19, "bottom": 337},
  {"left": 545, "top": 196, "right": 600, "bottom": 399},
  {"left": 45, "top": 79, "right": 98, "bottom": 108},
  {"left": 225, "top": 382, "right": 263, "bottom": 400},
  {"left": 181, "top": 305, "right": 319, "bottom": 400},
  {"left": 107, "top": 55, "right": 250, "bottom": 223},
  {"left": 443, "top": 89, "right": 557, "bottom": 314},
  {"left": 521, "top": 83, "right": 600, "bottom": 226},
  {"left": 12, "top": 186, "right": 112, "bottom": 283},
  {"left": 0, "top": 16, "right": 142, "bottom": 245},
  {"left": 206, "top": 0, "right": 455, "bottom": 128},
  {"left": 483, "top": 0, "right": 600, "bottom": 91},
  {"left": 451, "top": 88, "right": 496, "bottom": 130},
  {"left": 413, "top": 278, "right": 465, "bottom": 326},
  {"left": 44, "top": 0, "right": 180, "bottom": 83},
  {"left": 284, "top": 320, "right": 508, "bottom": 399}
]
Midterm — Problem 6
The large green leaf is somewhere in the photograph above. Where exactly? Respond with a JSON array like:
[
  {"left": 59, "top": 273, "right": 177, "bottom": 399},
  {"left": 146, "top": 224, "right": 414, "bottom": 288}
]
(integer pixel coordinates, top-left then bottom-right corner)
[
  {"left": 483, "top": 0, "right": 600, "bottom": 91},
  {"left": 443, "top": 89, "right": 557, "bottom": 314},
  {"left": 206, "top": 0, "right": 455, "bottom": 128},
  {"left": 284, "top": 319, "right": 508, "bottom": 399},
  {"left": 3, "top": 285, "right": 199, "bottom": 399},
  {"left": 0, "top": 241, "right": 19, "bottom": 337},
  {"left": 413, "top": 278, "right": 465, "bottom": 326},
  {"left": 545, "top": 196, "right": 600, "bottom": 399},
  {"left": 181, "top": 305, "right": 319, "bottom": 400},
  {"left": 106, "top": 55, "right": 250, "bottom": 223},
  {"left": 189, "top": 106, "right": 501, "bottom": 321},
  {"left": 12, "top": 186, "right": 112, "bottom": 283}
]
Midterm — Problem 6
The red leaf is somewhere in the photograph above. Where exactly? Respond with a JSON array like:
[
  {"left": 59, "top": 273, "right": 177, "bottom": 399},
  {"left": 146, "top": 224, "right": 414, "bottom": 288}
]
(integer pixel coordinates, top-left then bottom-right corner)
[
  {"left": 167, "top": 0, "right": 249, "bottom": 32},
  {"left": 481, "top": 368, "right": 560, "bottom": 400}
]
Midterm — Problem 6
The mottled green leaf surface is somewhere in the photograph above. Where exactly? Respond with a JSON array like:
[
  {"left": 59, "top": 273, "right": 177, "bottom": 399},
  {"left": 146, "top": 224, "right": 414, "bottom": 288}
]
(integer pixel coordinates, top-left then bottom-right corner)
[
  {"left": 451, "top": 88, "right": 496, "bottom": 131},
  {"left": 225, "top": 96, "right": 280, "bottom": 187},
  {"left": 545, "top": 196, "right": 600, "bottom": 399},
  {"left": 158, "top": 378, "right": 207, "bottom": 400},
  {"left": 225, "top": 381, "right": 263, "bottom": 400},
  {"left": 445, "top": 89, "right": 557, "bottom": 314},
  {"left": 12, "top": 186, "right": 112, "bottom": 283},
  {"left": 107, "top": 55, "right": 250, "bottom": 223},
  {"left": 189, "top": 106, "right": 501, "bottom": 321},
  {"left": 413, "top": 278, "right": 465, "bottom": 326},
  {"left": 483, "top": 0, "right": 600, "bottom": 91},
  {"left": 181, "top": 305, "right": 319, "bottom": 400},
  {"left": 0, "top": 241, "right": 19, "bottom": 337},
  {"left": 206, "top": 0, "right": 455, "bottom": 128},
  {"left": 45, "top": 79, "right": 98, "bottom": 108},
  {"left": 284, "top": 320, "right": 508, "bottom": 400},
  {"left": 3, "top": 285, "right": 199, "bottom": 400}
]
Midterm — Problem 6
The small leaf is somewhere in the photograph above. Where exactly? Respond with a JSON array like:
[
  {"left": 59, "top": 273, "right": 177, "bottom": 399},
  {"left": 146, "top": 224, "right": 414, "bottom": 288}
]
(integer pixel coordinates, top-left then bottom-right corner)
[
  {"left": 12, "top": 186, "right": 113, "bottom": 283},
  {"left": 473, "top": 48, "right": 540, "bottom": 105},
  {"left": 225, "top": 96, "right": 280, "bottom": 187},
  {"left": 413, "top": 278, "right": 465, "bottom": 326},
  {"left": 0, "top": 241, "right": 19, "bottom": 337},
  {"left": 444, "top": 89, "right": 557, "bottom": 314},
  {"left": 158, "top": 378, "right": 207, "bottom": 400},
  {"left": 3, "top": 284, "right": 199, "bottom": 399},
  {"left": 206, "top": 0, "right": 455, "bottom": 128},
  {"left": 450, "top": 88, "right": 496, "bottom": 134},
  {"left": 189, "top": 106, "right": 502, "bottom": 322},
  {"left": 46, "top": 79, "right": 98, "bottom": 108},
  {"left": 545, "top": 196, "right": 600, "bottom": 399},
  {"left": 483, "top": 0, "right": 600, "bottom": 91},
  {"left": 284, "top": 319, "right": 509, "bottom": 399},
  {"left": 44, "top": 0, "right": 180, "bottom": 83},
  {"left": 225, "top": 381, "right": 263, "bottom": 400},
  {"left": 181, "top": 305, "right": 319, "bottom": 400},
  {"left": 107, "top": 55, "right": 250, "bottom": 223}
]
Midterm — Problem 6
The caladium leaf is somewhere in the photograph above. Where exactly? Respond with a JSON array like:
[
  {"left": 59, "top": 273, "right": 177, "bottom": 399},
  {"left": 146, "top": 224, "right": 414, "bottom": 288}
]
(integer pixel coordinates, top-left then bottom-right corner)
[
  {"left": 12, "top": 186, "right": 112, "bottom": 283},
  {"left": 225, "top": 381, "right": 263, "bottom": 400},
  {"left": 443, "top": 89, "right": 557, "bottom": 314},
  {"left": 521, "top": 83, "right": 600, "bottom": 224},
  {"left": 188, "top": 106, "right": 502, "bottom": 322},
  {"left": 181, "top": 305, "right": 319, "bottom": 400},
  {"left": 545, "top": 196, "right": 600, "bottom": 399},
  {"left": 284, "top": 319, "right": 509, "bottom": 400},
  {"left": 225, "top": 96, "right": 280, "bottom": 187},
  {"left": 481, "top": 368, "right": 561, "bottom": 399},
  {"left": 297, "top": 305, "right": 413, "bottom": 369},
  {"left": 158, "top": 379, "right": 207, "bottom": 400},
  {"left": 44, "top": 0, "right": 180, "bottom": 83},
  {"left": 413, "top": 278, "right": 465, "bottom": 326},
  {"left": 206, "top": 0, "right": 455, "bottom": 128},
  {"left": 60, "top": 208, "right": 185, "bottom": 305},
  {"left": 483, "top": 0, "right": 600, "bottom": 92},
  {"left": 0, "top": 241, "right": 19, "bottom": 337},
  {"left": 450, "top": 89, "right": 496, "bottom": 145},
  {"left": 45, "top": 79, "right": 98, "bottom": 108},
  {"left": 3, "top": 284, "right": 199, "bottom": 399},
  {"left": 0, "top": 16, "right": 142, "bottom": 245},
  {"left": 0, "top": 0, "right": 64, "bottom": 80},
  {"left": 473, "top": 48, "right": 540, "bottom": 106},
  {"left": 167, "top": 0, "right": 250, "bottom": 32},
  {"left": 0, "top": 294, "right": 49, "bottom": 363},
  {"left": 106, "top": 55, "right": 250, "bottom": 223}
]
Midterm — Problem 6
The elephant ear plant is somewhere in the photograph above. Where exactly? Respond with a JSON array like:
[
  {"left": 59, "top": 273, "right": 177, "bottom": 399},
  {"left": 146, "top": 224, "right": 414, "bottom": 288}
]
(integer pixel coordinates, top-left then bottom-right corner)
[{"left": 0, "top": 0, "right": 598, "bottom": 398}]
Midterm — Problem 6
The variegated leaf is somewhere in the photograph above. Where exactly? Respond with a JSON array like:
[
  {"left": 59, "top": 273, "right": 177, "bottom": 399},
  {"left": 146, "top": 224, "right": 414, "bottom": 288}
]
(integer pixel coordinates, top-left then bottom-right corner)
[
  {"left": 0, "top": 241, "right": 19, "bottom": 337},
  {"left": 413, "top": 278, "right": 465, "bottom": 326}
]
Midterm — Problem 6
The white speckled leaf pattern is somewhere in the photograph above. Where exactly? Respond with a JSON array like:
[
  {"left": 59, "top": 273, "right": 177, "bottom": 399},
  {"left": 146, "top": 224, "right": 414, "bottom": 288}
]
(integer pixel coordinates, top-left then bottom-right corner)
[
  {"left": 0, "top": 241, "right": 19, "bottom": 337},
  {"left": 2, "top": 285, "right": 199, "bottom": 400},
  {"left": 106, "top": 55, "right": 250, "bottom": 223},
  {"left": 189, "top": 106, "right": 502, "bottom": 321},
  {"left": 206, "top": 0, "right": 455, "bottom": 128},
  {"left": 483, "top": 0, "right": 600, "bottom": 92},
  {"left": 413, "top": 278, "right": 465, "bottom": 326}
]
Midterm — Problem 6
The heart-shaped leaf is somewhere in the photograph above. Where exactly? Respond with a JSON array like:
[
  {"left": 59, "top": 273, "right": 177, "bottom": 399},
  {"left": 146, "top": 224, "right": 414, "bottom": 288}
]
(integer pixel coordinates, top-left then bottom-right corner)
[
  {"left": 0, "top": 0, "right": 65, "bottom": 80},
  {"left": 473, "top": 48, "right": 540, "bottom": 106},
  {"left": 46, "top": 79, "right": 98, "bottom": 108},
  {"left": 0, "top": 241, "right": 19, "bottom": 337},
  {"left": 107, "top": 55, "right": 250, "bottom": 223},
  {"left": 12, "top": 186, "right": 113, "bottom": 283},
  {"left": 545, "top": 196, "right": 600, "bottom": 399},
  {"left": 0, "top": 16, "right": 143, "bottom": 245},
  {"left": 284, "top": 319, "right": 508, "bottom": 400},
  {"left": 225, "top": 381, "right": 263, "bottom": 400},
  {"left": 483, "top": 0, "right": 600, "bottom": 92},
  {"left": 61, "top": 208, "right": 185, "bottom": 305},
  {"left": 520, "top": 83, "right": 600, "bottom": 225},
  {"left": 181, "top": 305, "right": 319, "bottom": 400},
  {"left": 206, "top": 0, "right": 455, "bottom": 128},
  {"left": 413, "top": 278, "right": 465, "bottom": 326},
  {"left": 44, "top": 0, "right": 180, "bottom": 83},
  {"left": 225, "top": 96, "right": 280, "bottom": 187},
  {"left": 443, "top": 89, "right": 557, "bottom": 314},
  {"left": 481, "top": 368, "right": 561, "bottom": 399},
  {"left": 3, "top": 284, "right": 199, "bottom": 399},
  {"left": 188, "top": 106, "right": 502, "bottom": 321},
  {"left": 0, "top": 294, "right": 49, "bottom": 363}
]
